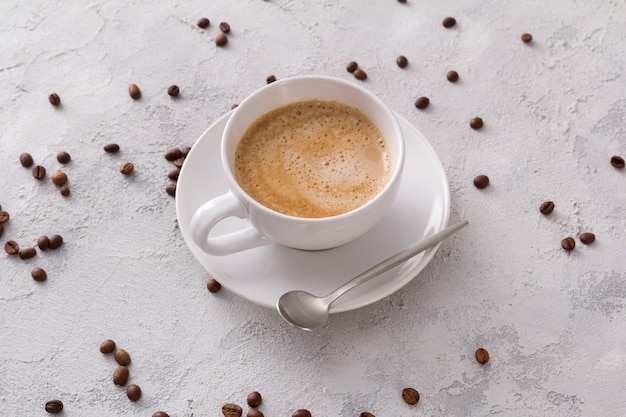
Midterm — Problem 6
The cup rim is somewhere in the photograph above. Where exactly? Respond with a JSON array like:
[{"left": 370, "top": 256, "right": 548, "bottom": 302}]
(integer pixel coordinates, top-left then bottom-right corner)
[{"left": 222, "top": 75, "right": 405, "bottom": 222}]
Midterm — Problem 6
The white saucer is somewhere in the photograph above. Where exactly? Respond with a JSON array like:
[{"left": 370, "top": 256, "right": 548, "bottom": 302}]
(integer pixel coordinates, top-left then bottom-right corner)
[{"left": 176, "top": 112, "right": 450, "bottom": 312}]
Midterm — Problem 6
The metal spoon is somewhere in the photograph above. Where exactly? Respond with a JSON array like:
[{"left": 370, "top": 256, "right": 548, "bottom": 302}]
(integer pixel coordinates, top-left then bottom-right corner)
[{"left": 277, "top": 219, "right": 469, "bottom": 330}]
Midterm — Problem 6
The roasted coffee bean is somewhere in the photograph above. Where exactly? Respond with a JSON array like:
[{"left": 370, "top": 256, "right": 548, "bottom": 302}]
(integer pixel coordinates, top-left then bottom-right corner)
[
  {"left": 397, "top": 0, "right": 407, "bottom": 2},
  {"left": 414, "top": 96, "right": 430, "bottom": 109},
  {"left": 20, "top": 152, "right": 34, "bottom": 168},
  {"left": 104, "top": 143, "right": 120, "bottom": 153},
  {"left": 128, "top": 83, "right": 141, "bottom": 99},
  {"left": 580, "top": 232, "right": 596, "bottom": 244},
  {"left": 60, "top": 186, "right": 70, "bottom": 197},
  {"left": 173, "top": 158, "right": 185, "bottom": 168},
  {"left": 120, "top": 162, "right": 134, "bottom": 175},
  {"left": 0, "top": 223, "right": 4, "bottom": 238},
  {"left": 181, "top": 146, "right": 192, "bottom": 157},
  {"left": 475, "top": 347, "right": 490, "bottom": 364},
  {"left": 51, "top": 171, "right": 68, "bottom": 186},
  {"left": 215, "top": 33, "right": 228, "bottom": 46},
  {"left": 168, "top": 169, "right": 181, "bottom": 181},
  {"left": 164, "top": 148, "right": 183, "bottom": 161},
  {"left": 152, "top": 412, "right": 170, "bottom": 417},
  {"left": 292, "top": 409, "right": 312, "bottom": 417},
  {"left": 346, "top": 61, "right": 358, "bottom": 73},
  {"left": 396, "top": 55, "right": 408, "bottom": 68},
  {"left": 32, "top": 165, "right": 46, "bottom": 180},
  {"left": 167, "top": 85, "right": 180, "bottom": 97},
  {"left": 561, "top": 237, "right": 576, "bottom": 251},
  {"left": 100, "top": 339, "right": 116, "bottom": 354},
  {"left": 539, "top": 201, "right": 555, "bottom": 215},
  {"left": 31, "top": 267, "right": 47, "bottom": 282},
  {"left": 266, "top": 75, "right": 277, "bottom": 84},
  {"left": 197, "top": 17, "right": 210, "bottom": 28},
  {"left": 166, "top": 183, "right": 176, "bottom": 197},
  {"left": 113, "top": 365, "right": 130, "bottom": 386},
  {"left": 45, "top": 399, "right": 63, "bottom": 413},
  {"left": 247, "top": 391, "right": 262, "bottom": 408},
  {"left": 473, "top": 175, "right": 489, "bottom": 189},
  {"left": 353, "top": 69, "right": 367, "bottom": 80},
  {"left": 207, "top": 278, "right": 222, "bottom": 293},
  {"left": 127, "top": 384, "right": 142, "bottom": 401},
  {"left": 446, "top": 70, "right": 459, "bottom": 82},
  {"left": 222, "top": 403, "right": 243, "bottom": 417},
  {"left": 470, "top": 117, "right": 484, "bottom": 129},
  {"left": 358, "top": 413, "right": 375, "bottom": 417},
  {"left": 442, "top": 16, "right": 456, "bottom": 28},
  {"left": 115, "top": 348, "right": 131, "bottom": 366},
  {"left": 49, "top": 234, "right": 63, "bottom": 250},
  {"left": 0, "top": 210, "right": 9, "bottom": 223},
  {"left": 57, "top": 151, "right": 71, "bottom": 164},
  {"left": 4, "top": 240, "right": 19, "bottom": 255},
  {"left": 610, "top": 155, "right": 625, "bottom": 169},
  {"left": 402, "top": 387, "right": 419, "bottom": 405},
  {"left": 48, "top": 93, "right": 61, "bottom": 106},
  {"left": 219, "top": 22, "right": 231, "bottom": 33},
  {"left": 247, "top": 410, "right": 264, "bottom": 417},
  {"left": 37, "top": 235, "right": 49, "bottom": 251},
  {"left": 20, "top": 247, "right": 36, "bottom": 260},
  {"left": 521, "top": 33, "right": 533, "bottom": 43}
]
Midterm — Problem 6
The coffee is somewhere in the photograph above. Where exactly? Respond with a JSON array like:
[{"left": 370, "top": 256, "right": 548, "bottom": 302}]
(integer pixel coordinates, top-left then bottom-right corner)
[{"left": 234, "top": 100, "right": 391, "bottom": 218}]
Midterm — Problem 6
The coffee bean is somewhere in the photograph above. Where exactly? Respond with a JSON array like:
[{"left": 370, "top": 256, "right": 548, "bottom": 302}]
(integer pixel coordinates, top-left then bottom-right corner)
[
  {"left": 215, "top": 33, "right": 228, "bottom": 46},
  {"left": 104, "top": 143, "right": 120, "bottom": 153},
  {"left": 32, "top": 165, "right": 46, "bottom": 180},
  {"left": 164, "top": 148, "right": 183, "bottom": 161},
  {"left": 113, "top": 365, "right": 130, "bottom": 386},
  {"left": 610, "top": 155, "right": 625, "bottom": 169},
  {"left": 100, "top": 339, "right": 116, "bottom": 354},
  {"left": 473, "top": 175, "right": 489, "bottom": 189},
  {"left": 181, "top": 146, "right": 192, "bottom": 157},
  {"left": 219, "top": 22, "right": 231, "bottom": 33},
  {"left": 292, "top": 409, "right": 311, "bottom": 417},
  {"left": 37, "top": 235, "right": 49, "bottom": 251},
  {"left": 401, "top": 387, "right": 419, "bottom": 405},
  {"left": 266, "top": 75, "right": 277, "bottom": 84},
  {"left": 20, "top": 152, "right": 34, "bottom": 168},
  {"left": 120, "top": 162, "right": 135, "bottom": 175},
  {"left": 561, "top": 237, "right": 576, "bottom": 251},
  {"left": 0, "top": 210, "right": 9, "bottom": 223},
  {"left": 521, "top": 33, "right": 533, "bottom": 43},
  {"left": 20, "top": 247, "right": 36, "bottom": 260},
  {"left": 4, "top": 240, "right": 19, "bottom": 255},
  {"left": 31, "top": 267, "right": 47, "bottom": 282},
  {"left": 167, "top": 85, "right": 180, "bottom": 97},
  {"left": 127, "top": 384, "right": 142, "bottom": 401},
  {"left": 470, "top": 117, "right": 484, "bottom": 129},
  {"left": 539, "top": 201, "right": 555, "bottom": 215},
  {"left": 45, "top": 399, "right": 63, "bottom": 413},
  {"left": 166, "top": 183, "right": 176, "bottom": 197},
  {"left": 152, "top": 412, "right": 170, "bottom": 417},
  {"left": 207, "top": 278, "right": 222, "bottom": 293},
  {"left": 397, "top": 0, "right": 407, "bottom": 2},
  {"left": 49, "top": 234, "right": 63, "bottom": 250},
  {"left": 0, "top": 223, "right": 4, "bottom": 238},
  {"left": 442, "top": 16, "right": 456, "bottom": 28},
  {"left": 115, "top": 348, "right": 131, "bottom": 366},
  {"left": 580, "top": 232, "right": 596, "bottom": 244},
  {"left": 247, "top": 410, "right": 264, "bottom": 417},
  {"left": 128, "top": 83, "right": 141, "bottom": 100},
  {"left": 475, "top": 347, "right": 490, "bottom": 364},
  {"left": 51, "top": 171, "right": 68, "bottom": 186},
  {"left": 414, "top": 96, "right": 430, "bottom": 109},
  {"left": 222, "top": 403, "right": 243, "bottom": 417},
  {"left": 60, "top": 186, "right": 70, "bottom": 197},
  {"left": 353, "top": 69, "right": 367, "bottom": 80},
  {"left": 48, "top": 93, "right": 61, "bottom": 106},
  {"left": 197, "top": 17, "right": 210, "bottom": 28},
  {"left": 346, "top": 61, "right": 358, "bottom": 73},
  {"left": 358, "top": 413, "right": 375, "bottom": 417},
  {"left": 56, "top": 151, "right": 71, "bottom": 164},
  {"left": 396, "top": 55, "right": 408, "bottom": 68},
  {"left": 247, "top": 391, "right": 262, "bottom": 408},
  {"left": 446, "top": 70, "right": 459, "bottom": 82},
  {"left": 168, "top": 169, "right": 181, "bottom": 181}
]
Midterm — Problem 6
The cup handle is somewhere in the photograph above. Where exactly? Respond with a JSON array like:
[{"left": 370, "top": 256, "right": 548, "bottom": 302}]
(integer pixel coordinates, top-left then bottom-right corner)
[{"left": 190, "top": 192, "right": 270, "bottom": 255}]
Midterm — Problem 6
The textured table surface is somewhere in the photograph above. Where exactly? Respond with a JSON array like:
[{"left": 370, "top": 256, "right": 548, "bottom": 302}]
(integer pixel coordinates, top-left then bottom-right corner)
[{"left": 1, "top": 1, "right": 625, "bottom": 416}]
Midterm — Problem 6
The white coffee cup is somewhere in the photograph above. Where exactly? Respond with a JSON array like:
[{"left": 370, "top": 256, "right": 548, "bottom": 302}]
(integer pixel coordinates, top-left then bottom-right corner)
[{"left": 190, "top": 75, "right": 405, "bottom": 255}]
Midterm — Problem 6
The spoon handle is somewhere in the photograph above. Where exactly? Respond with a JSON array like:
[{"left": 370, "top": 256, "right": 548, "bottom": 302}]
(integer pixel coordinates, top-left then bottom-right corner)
[{"left": 323, "top": 219, "right": 469, "bottom": 304}]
